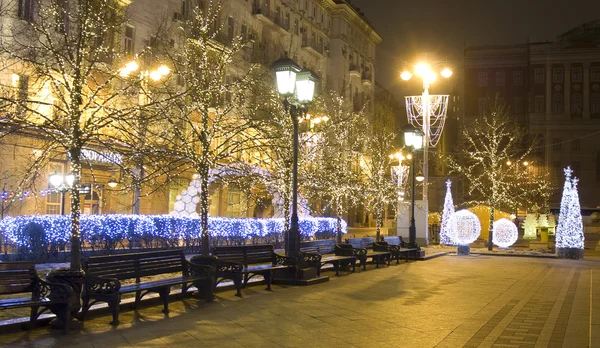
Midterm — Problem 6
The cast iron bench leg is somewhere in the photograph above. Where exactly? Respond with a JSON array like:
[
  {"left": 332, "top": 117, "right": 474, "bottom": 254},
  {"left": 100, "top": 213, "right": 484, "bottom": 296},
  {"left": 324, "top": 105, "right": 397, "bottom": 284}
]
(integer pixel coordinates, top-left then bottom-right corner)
[
  {"left": 264, "top": 271, "right": 273, "bottom": 291},
  {"left": 351, "top": 259, "right": 356, "bottom": 272},
  {"left": 159, "top": 287, "right": 170, "bottom": 313},
  {"left": 108, "top": 296, "right": 121, "bottom": 326},
  {"left": 334, "top": 261, "right": 339, "bottom": 276},
  {"left": 234, "top": 274, "right": 243, "bottom": 297}
]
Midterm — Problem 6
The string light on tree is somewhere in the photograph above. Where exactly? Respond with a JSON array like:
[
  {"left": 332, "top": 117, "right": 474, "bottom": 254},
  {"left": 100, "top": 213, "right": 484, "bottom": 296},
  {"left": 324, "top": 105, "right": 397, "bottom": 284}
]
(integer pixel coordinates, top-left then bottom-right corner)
[
  {"left": 440, "top": 179, "right": 455, "bottom": 245},
  {"left": 556, "top": 167, "right": 584, "bottom": 259},
  {"left": 492, "top": 218, "right": 518, "bottom": 248}
]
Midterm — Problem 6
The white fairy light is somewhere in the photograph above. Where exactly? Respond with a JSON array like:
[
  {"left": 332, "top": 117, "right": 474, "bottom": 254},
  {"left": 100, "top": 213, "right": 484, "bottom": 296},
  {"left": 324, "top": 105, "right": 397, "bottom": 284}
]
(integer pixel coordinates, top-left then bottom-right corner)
[
  {"left": 440, "top": 179, "right": 455, "bottom": 245},
  {"left": 448, "top": 209, "right": 481, "bottom": 245},
  {"left": 492, "top": 218, "right": 518, "bottom": 248}
]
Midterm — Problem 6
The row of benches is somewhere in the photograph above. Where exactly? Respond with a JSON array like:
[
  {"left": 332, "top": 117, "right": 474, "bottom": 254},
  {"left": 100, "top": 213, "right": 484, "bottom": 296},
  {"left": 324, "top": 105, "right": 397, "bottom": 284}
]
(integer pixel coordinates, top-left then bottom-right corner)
[{"left": 0, "top": 236, "right": 417, "bottom": 331}]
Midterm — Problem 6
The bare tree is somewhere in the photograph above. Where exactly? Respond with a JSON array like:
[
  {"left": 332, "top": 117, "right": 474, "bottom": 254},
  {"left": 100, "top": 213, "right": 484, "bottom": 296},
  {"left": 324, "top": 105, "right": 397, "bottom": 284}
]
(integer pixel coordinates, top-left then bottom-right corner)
[
  {"left": 443, "top": 98, "right": 552, "bottom": 250},
  {"left": 0, "top": 0, "right": 166, "bottom": 269}
]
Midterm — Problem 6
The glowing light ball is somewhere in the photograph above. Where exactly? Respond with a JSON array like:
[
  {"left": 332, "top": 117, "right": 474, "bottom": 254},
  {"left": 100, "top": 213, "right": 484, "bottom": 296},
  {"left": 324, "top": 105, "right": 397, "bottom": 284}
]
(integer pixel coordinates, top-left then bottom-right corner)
[
  {"left": 448, "top": 210, "right": 481, "bottom": 245},
  {"left": 492, "top": 218, "right": 518, "bottom": 248}
]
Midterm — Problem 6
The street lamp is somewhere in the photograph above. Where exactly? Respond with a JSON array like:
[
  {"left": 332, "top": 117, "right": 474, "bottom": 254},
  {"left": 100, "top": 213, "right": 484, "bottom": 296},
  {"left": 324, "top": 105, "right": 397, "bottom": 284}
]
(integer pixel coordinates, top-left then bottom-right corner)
[
  {"left": 403, "top": 124, "right": 424, "bottom": 246},
  {"left": 120, "top": 60, "right": 170, "bottom": 214},
  {"left": 401, "top": 61, "right": 452, "bottom": 244},
  {"left": 272, "top": 57, "right": 318, "bottom": 257},
  {"left": 49, "top": 171, "right": 75, "bottom": 215}
]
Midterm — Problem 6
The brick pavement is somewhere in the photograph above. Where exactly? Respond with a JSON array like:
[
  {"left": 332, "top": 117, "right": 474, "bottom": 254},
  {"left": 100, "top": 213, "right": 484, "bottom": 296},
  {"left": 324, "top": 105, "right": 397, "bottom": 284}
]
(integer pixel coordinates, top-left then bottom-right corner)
[{"left": 1, "top": 254, "right": 599, "bottom": 347}]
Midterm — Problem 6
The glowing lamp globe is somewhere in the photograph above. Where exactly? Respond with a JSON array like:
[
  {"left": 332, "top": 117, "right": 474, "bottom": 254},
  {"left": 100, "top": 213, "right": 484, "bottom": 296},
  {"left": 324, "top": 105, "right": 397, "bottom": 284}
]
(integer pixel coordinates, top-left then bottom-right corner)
[
  {"left": 272, "top": 57, "right": 302, "bottom": 97},
  {"left": 403, "top": 124, "right": 423, "bottom": 150},
  {"left": 295, "top": 70, "right": 318, "bottom": 105},
  {"left": 441, "top": 68, "right": 453, "bottom": 78},
  {"left": 49, "top": 172, "right": 63, "bottom": 188},
  {"left": 448, "top": 210, "right": 481, "bottom": 245},
  {"left": 400, "top": 71, "right": 412, "bottom": 81},
  {"left": 492, "top": 218, "right": 518, "bottom": 248}
]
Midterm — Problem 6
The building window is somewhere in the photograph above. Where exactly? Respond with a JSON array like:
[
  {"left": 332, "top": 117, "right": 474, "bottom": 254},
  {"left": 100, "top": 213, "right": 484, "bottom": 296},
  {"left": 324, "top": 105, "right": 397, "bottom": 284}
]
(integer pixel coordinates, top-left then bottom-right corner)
[
  {"left": 552, "top": 68, "right": 564, "bottom": 83},
  {"left": 478, "top": 98, "right": 487, "bottom": 115},
  {"left": 592, "top": 67, "right": 600, "bottom": 82},
  {"left": 496, "top": 71, "right": 505, "bottom": 86},
  {"left": 552, "top": 93, "right": 563, "bottom": 114},
  {"left": 571, "top": 67, "right": 583, "bottom": 82},
  {"left": 534, "top": 95, "right": 544, "bottom": 113},
  {"left": 123, "top": 25, "right": 135, "bottom": 55},
  {"left": 513, "top": 97, "right": 523, "bottom": 115},
  {"left": 18, "top": 0, "right": 34, "bottom": 21},
  {"left": 478, "top": 72, "right": 488, "bottom": 87},
  {"left": 227, "top": 17, "right": 234, "bottom": 42},
  {"left": 46, "top": 192, "right": 61, "bottom": 215},
  {"left": 513, "top": 71, "right": 523, "bottom": 86},
  {"left": 572, "top": 139, "right": 581, "bottom": 151},
  {"left": 572, "top": 93, "right": 583, "bottom": 117},
  {"left": 240, "top": 23, "right": 247, "bottom": 41},
  {"left": 592, "top": 93, "right": 600, "bottom": 116},
  {"left": 572, "top": 161, "right": 581, "bottom": 176},
  {"left": 553, "top": 161, "right": 562, "bottom": 178},
  {"left": 534, "top": 68, "right": 545, "bottom": 83},
  {"left": 552, "top": 138, "right": 561, "bottom": 151}
]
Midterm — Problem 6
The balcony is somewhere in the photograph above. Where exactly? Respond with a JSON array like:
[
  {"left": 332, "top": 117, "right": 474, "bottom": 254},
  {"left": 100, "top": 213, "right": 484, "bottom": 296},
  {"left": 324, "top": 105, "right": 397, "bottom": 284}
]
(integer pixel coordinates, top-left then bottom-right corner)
[
  {"left": 361, "top": 72, "right": 372, "bottom": 86},
  {"left": 302, "top": 39, "right": 324, "bottom": 57},
  {"left": 349, "top": 65, "right": 360, "bottom": 78},
  {"left": 252, "top": 7, "right": 289, "bottom": 36}
]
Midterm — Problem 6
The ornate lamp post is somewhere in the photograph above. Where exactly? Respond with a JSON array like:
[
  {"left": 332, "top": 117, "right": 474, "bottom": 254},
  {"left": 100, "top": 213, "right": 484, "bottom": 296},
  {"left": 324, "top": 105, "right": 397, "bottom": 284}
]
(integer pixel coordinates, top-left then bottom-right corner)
[
  {"left": 49, "top": 171, "right": 75, "bottom": 216},
  {"left": 403, "top": 124, "right": 424, "bottom": 246},
  {"left": 272, "top": 57, "right": 318, "bottom": 257},
  {"left": 401, "top": 62, "right": 452, "bottom": 243}
]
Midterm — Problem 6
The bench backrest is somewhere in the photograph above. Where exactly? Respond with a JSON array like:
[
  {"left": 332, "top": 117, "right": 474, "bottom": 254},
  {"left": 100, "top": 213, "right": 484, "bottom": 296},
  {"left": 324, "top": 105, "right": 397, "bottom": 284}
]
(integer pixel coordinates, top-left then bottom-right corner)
[
  {"left": 0, "top": 262, "right": 37, "bottom": 295},
  {"left": 347, "top": 237, "right": 375, "bottom": 249},
  {"left": 383, "top": 236, "right": 403, "bottom": 246},
  {"left": 212, "top": 245, "right": 275, "bottom": 266},
  {"left": 300, "top": 240, "right": 336, "bottom": 254},
  {"left": 83, "top": 249, "right": 187, "bottom": 282}
]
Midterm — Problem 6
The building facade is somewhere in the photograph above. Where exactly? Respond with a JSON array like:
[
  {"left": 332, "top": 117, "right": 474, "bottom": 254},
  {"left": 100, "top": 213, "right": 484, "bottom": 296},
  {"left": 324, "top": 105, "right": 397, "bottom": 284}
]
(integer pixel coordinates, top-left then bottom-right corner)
[
  {"left": 0, "top": 0, "right": 381, "bottom": 220},
  {"left": 464, "top": 20, "right": 600, "bottom": 210}
]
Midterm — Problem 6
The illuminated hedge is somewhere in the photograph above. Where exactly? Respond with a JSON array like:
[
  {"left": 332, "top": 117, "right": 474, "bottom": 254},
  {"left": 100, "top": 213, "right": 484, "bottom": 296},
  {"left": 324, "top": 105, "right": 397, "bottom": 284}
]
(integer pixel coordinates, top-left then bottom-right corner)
[{"left": 0, "top": 214, "right": 347, "bottom": 250}]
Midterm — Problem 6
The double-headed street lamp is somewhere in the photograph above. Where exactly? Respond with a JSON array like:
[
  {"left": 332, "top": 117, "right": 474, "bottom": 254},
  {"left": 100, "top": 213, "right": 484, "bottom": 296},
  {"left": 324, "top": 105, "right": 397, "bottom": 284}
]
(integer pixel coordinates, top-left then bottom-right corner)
[
  {"left": 119, "top": 60, "right": 170, "bottom": 214},
  {"left": 403, "top": 125, "right": 425, "bottom": 246},
  {"left": 401, "top": 62, "right": 452, "bottom": 243},
  {"left": 272, "top": 57, "right": 318, "bottom": 257},
  {"left": 49, "top": 171, "right": 75, "bottom": 215}
]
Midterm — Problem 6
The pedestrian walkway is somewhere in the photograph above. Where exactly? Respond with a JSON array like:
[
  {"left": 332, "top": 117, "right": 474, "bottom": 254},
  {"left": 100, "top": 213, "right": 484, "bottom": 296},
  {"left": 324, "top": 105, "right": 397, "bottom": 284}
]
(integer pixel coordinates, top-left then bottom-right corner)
[{"left": 1, "top": 254, "right": 599, "bottom": 347}]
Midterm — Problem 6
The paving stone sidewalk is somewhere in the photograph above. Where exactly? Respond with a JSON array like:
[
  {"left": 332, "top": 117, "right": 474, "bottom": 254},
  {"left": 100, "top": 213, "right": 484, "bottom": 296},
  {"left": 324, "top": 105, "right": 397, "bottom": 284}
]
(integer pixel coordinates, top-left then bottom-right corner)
[{"left": 1, "top": 254, "right": 599, "bottom": 347}]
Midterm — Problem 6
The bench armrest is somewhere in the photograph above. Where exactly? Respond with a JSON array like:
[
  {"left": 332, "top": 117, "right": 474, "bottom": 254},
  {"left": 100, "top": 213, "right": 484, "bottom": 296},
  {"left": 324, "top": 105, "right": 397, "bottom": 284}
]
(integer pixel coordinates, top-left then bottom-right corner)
[
  {"left": 35, "top": 277, "right": 73, "bottom": 301},
  {"left": 353, "top": 248, "right": 367, "bottom": 257},
  {"left": 334, "top": 245, "right": 356, "bottom": 257},
  {"left": 386, "top": 244, "right": 401, "bottom": 253},
  {"left": 186, "top": 261, "right": 216, "bottom": 278},
  {"left": 298, "top": 252, "right": 322, "bottom": 268},
  {"left": 84, "top": 275, "right": 121, "bottom": 295},
  {"left": 215, "top": 260, "right": 245, "bottom": 274},
  {"left": 373, "top": 242, "right": 390, "bottom": 252},
  {"left": 274, "top": 254, "right": 297, "bottom": 266}
]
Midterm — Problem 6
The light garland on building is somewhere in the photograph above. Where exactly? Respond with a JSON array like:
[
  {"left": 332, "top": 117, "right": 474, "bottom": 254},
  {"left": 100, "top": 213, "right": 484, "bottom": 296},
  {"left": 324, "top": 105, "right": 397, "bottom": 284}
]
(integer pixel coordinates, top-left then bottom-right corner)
[
  {"left": 0, "top": 215, "right": 347, "bottom": 248},
  {"left": 447, "top": 209, "right": 481, "bottom": 245},
  {"left": 440, "top": 179, "right": 455, "bottom": 245},
  {"left": 492, "top": 218, "right": 518, "bottom": 248}
]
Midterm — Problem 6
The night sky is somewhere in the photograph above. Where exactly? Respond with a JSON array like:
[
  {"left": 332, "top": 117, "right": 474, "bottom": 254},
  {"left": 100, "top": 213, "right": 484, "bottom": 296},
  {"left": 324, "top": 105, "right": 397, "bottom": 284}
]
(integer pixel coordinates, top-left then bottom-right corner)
[{"left": 352, "top": 0, "right": 600, "bottom": 99}]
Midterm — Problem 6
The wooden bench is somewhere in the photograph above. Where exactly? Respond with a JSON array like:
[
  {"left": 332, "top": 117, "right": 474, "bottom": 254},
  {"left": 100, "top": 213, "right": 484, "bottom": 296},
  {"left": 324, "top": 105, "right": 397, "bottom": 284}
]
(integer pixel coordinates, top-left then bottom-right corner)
[
  {"left": 0, "top": 262, "right": 72, "bottom": 333},
  {"left": 209, "top": 245, "right": 297, "bottom": 297},
  {"left": 346, "top": 238, "right": 391, "bottom": 270},
  {"left": 299, "top": 239, "right": 356, "bottom": 276},
  {"left": 82, "top": 249, "right": 215, "bottom": 325},
  {"left": 383, "top": 236, "right": 419, "bottom": 262}
]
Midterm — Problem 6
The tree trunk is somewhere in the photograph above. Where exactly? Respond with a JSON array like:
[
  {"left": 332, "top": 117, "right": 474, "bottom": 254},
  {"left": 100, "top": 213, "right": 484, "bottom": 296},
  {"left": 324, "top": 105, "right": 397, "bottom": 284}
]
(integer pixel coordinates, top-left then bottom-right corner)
[
  {"left": 199, "top": 165, "right": 210, "bottom": 255},
  {"left": 488, "top": 205, "right": 495, "bottom": 251},
  {"left": 336, "top": 216, "right": 342, "bottom": 243},
  {"left": 376, "top": 211, "right": 382, "bottom": 241},
  {"left": 69, "top": 148, "right": 82, "bottom": 270}
]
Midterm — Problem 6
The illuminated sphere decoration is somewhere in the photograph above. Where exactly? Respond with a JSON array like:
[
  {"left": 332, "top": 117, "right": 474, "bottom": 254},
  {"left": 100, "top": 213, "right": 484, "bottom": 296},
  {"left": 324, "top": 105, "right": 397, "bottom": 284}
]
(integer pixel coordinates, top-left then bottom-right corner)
[
  {"left": 492, "top": 218, "right": 518, "bottom": 248},
  {"left": 448, "top": 210, "right": 481, "bottom": 245}
]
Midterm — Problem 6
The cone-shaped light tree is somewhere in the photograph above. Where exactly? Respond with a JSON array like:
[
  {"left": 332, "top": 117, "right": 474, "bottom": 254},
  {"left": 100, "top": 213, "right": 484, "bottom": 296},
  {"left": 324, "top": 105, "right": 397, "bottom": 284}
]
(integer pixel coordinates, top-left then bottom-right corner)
[
  {"left": 556, "top": 167, "right": 584, "bottom": 259},
  {"left": 440, "top": 179, "right": 455, "bottom": 245}
]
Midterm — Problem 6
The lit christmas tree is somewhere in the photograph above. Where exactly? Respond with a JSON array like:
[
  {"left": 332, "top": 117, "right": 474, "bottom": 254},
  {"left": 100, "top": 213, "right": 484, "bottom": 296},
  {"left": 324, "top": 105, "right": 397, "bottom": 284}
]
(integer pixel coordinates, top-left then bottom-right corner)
[
  {"left": 440, "top": 179, "right": 455, "bottom": 245},
  {"left": 556, "top": 167, "right": 585, "bottom": 259},
  {"left": 523, "top": 213, "right": 538, "bottom": 239}
]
